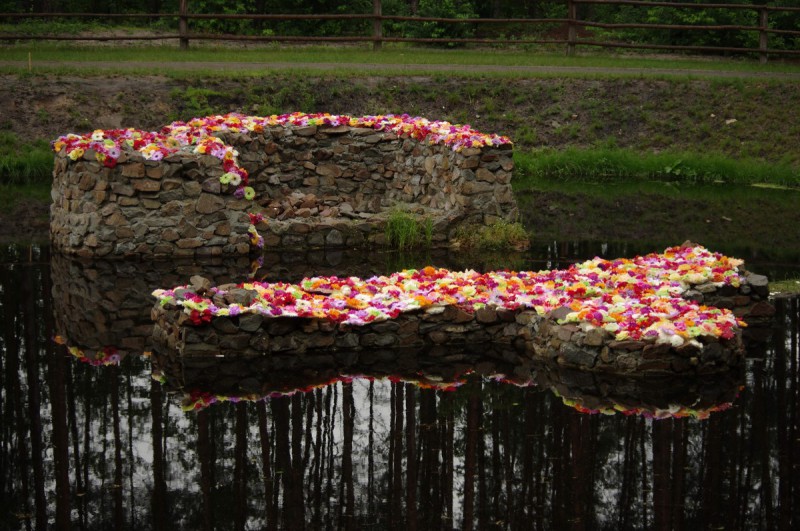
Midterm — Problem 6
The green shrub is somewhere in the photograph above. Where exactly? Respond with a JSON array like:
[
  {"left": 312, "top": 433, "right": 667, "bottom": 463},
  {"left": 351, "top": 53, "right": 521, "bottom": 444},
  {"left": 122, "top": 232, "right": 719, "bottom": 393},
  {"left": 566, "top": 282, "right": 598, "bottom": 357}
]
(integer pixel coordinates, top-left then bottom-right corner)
[{"left": 406, "top": 0, "right": 478, "bottom": 46}]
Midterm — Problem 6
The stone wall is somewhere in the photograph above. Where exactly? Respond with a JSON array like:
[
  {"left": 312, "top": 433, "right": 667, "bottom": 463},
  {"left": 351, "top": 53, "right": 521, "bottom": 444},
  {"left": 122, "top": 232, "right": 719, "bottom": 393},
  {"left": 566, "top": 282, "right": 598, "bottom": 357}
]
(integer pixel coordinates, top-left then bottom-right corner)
[
  {"left": 50, "top": 151, "right": 253, "bottom": 258},
  {"left": 151, "top": 254, "right": 780, "bottom": 381},
  {"left": 152, "top": 279, "right": 754, "bottom": 381},
  {"left": 51, "top": 125, "right": 517, "bottom": 257}
]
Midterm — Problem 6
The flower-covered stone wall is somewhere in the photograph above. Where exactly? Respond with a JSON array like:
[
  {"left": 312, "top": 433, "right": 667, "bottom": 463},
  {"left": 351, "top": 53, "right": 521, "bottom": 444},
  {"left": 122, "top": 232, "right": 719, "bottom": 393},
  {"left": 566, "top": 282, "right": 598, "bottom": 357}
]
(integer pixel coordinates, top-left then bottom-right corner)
[
  {"left": 151, "top": 245, "right": 767, "bottom": 379},
  {"left": 50, "top": 113, "right": 516, "bottom": 257}
]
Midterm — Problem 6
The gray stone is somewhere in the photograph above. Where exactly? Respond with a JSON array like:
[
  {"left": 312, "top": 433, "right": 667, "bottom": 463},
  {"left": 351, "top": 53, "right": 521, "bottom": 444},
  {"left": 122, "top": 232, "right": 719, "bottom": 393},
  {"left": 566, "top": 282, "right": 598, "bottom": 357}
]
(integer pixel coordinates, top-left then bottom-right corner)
[
  {"left": 196, "top": 193, "right": 225, "bottom": 214},
  {"left": 325, "top": 229, "right": 344, "bottom": 246}
]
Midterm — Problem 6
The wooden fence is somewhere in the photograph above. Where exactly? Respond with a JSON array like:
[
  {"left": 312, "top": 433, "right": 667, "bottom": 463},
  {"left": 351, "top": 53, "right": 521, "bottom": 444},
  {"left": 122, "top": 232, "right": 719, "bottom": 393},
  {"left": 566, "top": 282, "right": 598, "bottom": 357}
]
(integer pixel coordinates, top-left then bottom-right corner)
[{"left": 2, "top": 0, "right": 799, "bottom": 63}]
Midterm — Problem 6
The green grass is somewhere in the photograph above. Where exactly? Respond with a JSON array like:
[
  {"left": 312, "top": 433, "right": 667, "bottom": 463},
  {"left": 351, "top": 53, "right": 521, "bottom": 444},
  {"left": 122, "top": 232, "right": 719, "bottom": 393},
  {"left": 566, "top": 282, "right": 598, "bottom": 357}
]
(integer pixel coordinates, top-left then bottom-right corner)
[
  {"left": 454, "top": 219, "right": 530, "bottom": 251},
  {"left": 3, "top": 42, "right": 800, "bottom": 79},
  {"left": 770, "top": 278, "right": 800, "bottom": 295},
  {"left": 385, "top": 210, "right": 432, "bottom": 250},
  {"left": 0, "top": 132, "right": 53, "bottom": 185},
  {"left": 513, "top": 147, "right": 800, "bottom": 190}
]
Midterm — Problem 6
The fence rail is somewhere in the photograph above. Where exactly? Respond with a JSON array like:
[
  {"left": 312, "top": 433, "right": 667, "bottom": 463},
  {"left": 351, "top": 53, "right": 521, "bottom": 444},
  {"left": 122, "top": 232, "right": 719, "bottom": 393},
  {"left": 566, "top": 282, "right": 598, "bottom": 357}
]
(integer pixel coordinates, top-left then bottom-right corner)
[{"left": 2, "top": 0, "right": 799, "bottom": 63}]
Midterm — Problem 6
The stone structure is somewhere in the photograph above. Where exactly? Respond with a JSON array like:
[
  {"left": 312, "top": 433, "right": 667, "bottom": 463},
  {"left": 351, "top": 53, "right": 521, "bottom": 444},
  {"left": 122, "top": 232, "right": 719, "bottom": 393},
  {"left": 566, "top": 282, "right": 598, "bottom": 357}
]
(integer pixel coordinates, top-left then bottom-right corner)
[
  {"left": 151, "top": 269, "right": 776, "bottom": 380},
  {"left": 50, "top": 123, "right": 517, "bottom": 257}
]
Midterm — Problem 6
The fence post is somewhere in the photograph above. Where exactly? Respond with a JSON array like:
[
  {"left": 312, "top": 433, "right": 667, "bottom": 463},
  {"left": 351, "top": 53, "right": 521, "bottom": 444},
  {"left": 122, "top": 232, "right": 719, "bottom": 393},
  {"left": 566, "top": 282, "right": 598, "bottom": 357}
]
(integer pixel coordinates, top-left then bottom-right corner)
[
  {"left": 759, "top": 8, "right": 768, "bottom": 64},
  {"left": 566, "top": 0, "right": 577, "bottom": 57},
  {"left": 179, "top": 0, "right": 189, "bottom": 50},
  {"left": 373, "top": 0, "right": 383, "bottom": 51}
]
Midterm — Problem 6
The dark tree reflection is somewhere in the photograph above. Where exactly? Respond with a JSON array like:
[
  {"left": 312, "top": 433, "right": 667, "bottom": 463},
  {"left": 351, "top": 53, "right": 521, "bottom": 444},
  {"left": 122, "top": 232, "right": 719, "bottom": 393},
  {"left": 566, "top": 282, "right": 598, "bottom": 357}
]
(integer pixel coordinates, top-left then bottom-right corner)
[{"left": 1, "top": 245, "right": 799, "bottom": 530}]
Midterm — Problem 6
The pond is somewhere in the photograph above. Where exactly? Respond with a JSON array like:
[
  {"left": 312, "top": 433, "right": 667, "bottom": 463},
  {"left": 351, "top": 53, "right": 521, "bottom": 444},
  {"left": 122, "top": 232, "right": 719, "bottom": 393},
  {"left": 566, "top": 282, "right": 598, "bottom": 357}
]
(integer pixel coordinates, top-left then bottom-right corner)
[{"left": 1, "top": 240, "right": 798, "bottom": 530}]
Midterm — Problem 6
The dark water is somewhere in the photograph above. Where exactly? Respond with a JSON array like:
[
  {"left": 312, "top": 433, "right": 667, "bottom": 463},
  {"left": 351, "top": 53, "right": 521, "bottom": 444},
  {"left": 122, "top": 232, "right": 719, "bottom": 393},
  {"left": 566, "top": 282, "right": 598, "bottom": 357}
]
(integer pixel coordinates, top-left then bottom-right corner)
[{"left": 1, "top": 242, "right": 798, "bottom": 530}]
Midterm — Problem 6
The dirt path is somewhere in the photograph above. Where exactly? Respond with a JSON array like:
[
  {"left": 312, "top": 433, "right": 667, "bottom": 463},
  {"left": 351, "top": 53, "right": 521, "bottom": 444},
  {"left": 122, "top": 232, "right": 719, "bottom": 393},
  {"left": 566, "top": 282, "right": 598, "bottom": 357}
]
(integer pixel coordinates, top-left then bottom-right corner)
[{"left": 3, "top": 60, "right": 800, "bottom": 79}]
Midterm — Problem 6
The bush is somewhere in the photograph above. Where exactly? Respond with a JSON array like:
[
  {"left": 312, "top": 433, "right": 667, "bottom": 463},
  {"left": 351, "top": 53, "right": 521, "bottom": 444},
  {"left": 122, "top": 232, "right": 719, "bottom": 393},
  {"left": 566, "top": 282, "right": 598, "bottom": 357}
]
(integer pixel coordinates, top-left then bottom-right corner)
[{"left": 406, "top": 0, "right": 478, "bottom": 46}]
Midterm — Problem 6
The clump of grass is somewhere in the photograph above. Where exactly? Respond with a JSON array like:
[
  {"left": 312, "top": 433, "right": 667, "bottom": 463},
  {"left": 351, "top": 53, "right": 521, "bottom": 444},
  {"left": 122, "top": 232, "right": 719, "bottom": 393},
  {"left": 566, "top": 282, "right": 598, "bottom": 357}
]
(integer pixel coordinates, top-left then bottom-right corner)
[
  {"left": 454, "top": 219, "right": 529, "bottom": 251},
  {"left": 385, "top": 210, "right": 432, "bottom": 250},
  {"left": 0, "top": 132, "right": 53, "bottom": 185},
  {"left": 770, "top": 278, "right": 800, "bottom": 295},
  {"left": 513, "top": 147, "right": 800, "bottom": 189}
]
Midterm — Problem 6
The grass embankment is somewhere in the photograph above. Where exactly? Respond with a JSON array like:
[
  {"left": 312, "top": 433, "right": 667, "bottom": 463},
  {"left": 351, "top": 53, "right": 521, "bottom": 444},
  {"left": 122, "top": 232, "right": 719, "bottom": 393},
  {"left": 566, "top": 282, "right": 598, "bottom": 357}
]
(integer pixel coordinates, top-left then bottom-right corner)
[
  {"left": 0, "top": 132, "right": 53, "bottom": 212},
  {"left": 5, "top": 42, "right": 800, "bottom": 77},
  {"left": 513, "top": 148, "right": 800, "bottom": 189}
]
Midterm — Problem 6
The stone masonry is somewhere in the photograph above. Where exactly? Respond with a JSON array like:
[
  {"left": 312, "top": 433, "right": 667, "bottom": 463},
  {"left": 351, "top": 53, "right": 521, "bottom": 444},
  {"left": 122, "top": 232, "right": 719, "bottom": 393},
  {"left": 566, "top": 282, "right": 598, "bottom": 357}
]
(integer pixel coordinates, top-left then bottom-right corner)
[
  {"left": 50, "top": 125, "right": 517, "bottom": 257},
  {"left": 151, "top": 271, "right": 775, "bottom": 381}
]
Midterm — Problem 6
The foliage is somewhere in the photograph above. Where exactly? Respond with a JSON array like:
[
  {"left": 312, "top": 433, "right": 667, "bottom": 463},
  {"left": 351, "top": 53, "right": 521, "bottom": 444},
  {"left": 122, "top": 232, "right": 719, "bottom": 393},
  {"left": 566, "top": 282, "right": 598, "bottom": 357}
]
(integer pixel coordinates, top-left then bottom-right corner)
[
  {"left": 454, "top": 219, "right": 529, "bottom": 251},
  {"left": 169, "top": 86, "right": 224, "bottom": 119},
  {"left": 404, "top": 0, "right": 478, "bottom": 46},
  {"left": 770, "top": 278, "right": 800, "bottom": 295},
  {"left": 1, "top": 0, "right": 799, "bottom": 52},
  {"left": 385, "top": 209, "right": 432, "bottom": 250},
  {"left": 0, "top": 132, "right": 53, "bottom": 185}
]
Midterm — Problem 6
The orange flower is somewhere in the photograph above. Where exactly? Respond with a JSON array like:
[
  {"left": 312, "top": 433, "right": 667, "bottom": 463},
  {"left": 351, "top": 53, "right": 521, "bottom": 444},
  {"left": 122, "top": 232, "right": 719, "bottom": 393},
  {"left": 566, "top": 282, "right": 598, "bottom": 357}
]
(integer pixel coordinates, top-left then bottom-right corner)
[
  {"left": 414, "top": 295, "right": 432, "bottom": 307},
  {"left": 346, "top": 297, "right": 367, "bottom": 309}
]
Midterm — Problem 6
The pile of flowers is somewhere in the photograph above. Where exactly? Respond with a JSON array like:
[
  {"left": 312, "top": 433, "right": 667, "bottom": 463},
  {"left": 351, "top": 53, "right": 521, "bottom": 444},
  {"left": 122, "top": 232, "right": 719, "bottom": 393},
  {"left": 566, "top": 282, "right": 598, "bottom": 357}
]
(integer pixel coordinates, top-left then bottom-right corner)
[
  {"left": 154, "top": 245, "right": 747, "bottom": 348},
  {"left": 52, "top": 112, "right": 511, "bottom": 195}
]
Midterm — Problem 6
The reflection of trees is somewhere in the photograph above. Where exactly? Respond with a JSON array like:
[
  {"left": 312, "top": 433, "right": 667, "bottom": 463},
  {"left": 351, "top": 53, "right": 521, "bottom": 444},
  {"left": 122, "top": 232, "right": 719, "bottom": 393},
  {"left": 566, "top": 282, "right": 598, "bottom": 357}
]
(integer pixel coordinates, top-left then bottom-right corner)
[{"left": 1, "top": 245, "right": 799, "bottom": 529}]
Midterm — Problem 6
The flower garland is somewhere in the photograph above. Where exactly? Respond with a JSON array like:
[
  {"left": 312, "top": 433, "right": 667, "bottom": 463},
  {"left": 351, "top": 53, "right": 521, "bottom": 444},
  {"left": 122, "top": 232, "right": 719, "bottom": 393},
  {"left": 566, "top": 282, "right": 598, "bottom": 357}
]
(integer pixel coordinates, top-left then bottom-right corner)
[{"left": 154, "top": 245, "right": 747, "bottom": 349}]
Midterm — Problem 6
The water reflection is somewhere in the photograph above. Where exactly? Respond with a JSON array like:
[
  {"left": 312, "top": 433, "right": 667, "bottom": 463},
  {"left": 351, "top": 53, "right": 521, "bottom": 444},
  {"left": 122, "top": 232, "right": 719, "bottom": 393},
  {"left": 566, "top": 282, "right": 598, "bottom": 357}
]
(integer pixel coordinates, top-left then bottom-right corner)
[{"left": 1, "top": 243, "right": 798, "bottom": 529}]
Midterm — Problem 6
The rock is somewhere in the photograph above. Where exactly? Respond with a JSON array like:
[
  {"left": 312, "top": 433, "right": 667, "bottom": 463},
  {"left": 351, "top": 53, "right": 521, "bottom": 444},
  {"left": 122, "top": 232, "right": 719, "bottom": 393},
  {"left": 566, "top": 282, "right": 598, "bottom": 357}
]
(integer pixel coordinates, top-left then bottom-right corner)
[
  {"left": 475, "top": 307, "right": 498, "bottom": 324},
  {"left": 196, "top": 193, "right": 225, "bottom": 214},
  {"left": 745, "top": 273, "right": 769, "bottom": 297},
  {"left": 559, "top": 344, "right": 597, "bottom": 368}
]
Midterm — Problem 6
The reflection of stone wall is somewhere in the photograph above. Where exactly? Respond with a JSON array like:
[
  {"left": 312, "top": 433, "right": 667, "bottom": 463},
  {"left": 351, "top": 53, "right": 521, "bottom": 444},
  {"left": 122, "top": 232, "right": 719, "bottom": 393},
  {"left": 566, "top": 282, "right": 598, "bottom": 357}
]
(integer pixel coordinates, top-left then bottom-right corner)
[
  {"left": 51, "top": 125, "right": 516, "bottom": 257},
  {"left": 51, "top": 253, "right": 254, "bottom": 362},
  {"left": 535, "top": 361, "right": 744, "bottom": 415},
  {"left": 152, "top": 343, "right": 531, "bottom": 397}
]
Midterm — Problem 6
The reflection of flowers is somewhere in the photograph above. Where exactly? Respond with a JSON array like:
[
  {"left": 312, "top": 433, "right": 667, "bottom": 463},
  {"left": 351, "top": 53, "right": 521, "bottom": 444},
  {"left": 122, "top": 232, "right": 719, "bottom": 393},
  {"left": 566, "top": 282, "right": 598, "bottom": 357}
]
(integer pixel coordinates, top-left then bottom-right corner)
[
  {"left": 55, "top": 336, "right": 122, "bottom": 366},
  {"left": 558, "top": 391, "right": 738, "bottom": 420},
  {"left": 154, "top": 245, "right": 748, "bottom": 347},
  {"left": 179, "top": 373, "right": 466, "bottom": 412}
]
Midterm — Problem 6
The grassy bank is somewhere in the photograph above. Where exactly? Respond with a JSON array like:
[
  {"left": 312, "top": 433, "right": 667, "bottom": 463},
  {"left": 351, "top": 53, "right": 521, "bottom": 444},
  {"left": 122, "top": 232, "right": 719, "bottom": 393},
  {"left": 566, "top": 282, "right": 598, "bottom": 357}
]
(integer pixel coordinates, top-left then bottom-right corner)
[
  {"left": 0, "top": 132, "right": 53, "bottom": 185},
  {"left": 4, "top": 43, "right": 800, "bottom": 76},
  {"left": 513, "top": 148, "right": 800, "bottom": 189}
]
